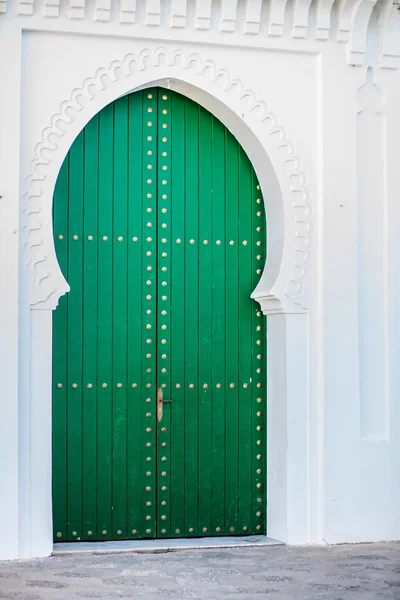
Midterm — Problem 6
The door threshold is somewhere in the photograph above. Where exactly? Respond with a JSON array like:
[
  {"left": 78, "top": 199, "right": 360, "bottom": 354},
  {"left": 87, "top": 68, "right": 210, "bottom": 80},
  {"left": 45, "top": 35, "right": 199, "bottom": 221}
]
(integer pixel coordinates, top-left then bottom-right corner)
[{"left": 53, "top": 536, "right": 283, "bottom": 556}]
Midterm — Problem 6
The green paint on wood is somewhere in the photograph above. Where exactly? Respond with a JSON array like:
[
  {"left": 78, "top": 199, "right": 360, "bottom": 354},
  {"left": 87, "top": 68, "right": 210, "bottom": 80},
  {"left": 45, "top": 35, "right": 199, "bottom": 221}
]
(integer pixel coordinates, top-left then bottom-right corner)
[{"left": 52, "top": 88, "right": 267, "bottom": 542}]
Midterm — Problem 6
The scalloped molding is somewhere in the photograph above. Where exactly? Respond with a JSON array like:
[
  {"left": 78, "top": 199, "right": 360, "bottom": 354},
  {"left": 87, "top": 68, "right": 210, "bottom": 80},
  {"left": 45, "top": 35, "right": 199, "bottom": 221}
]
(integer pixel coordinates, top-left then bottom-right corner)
[{"left": 23, "top": 46, "right": 312, "bottom": 314}]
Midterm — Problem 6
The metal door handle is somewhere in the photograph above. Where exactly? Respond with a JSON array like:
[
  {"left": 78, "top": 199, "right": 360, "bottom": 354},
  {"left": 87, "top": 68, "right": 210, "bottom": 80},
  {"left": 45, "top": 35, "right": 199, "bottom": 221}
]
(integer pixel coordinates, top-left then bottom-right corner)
[{"left": 157, "top": 388, "right": 172, "bottom": 422}]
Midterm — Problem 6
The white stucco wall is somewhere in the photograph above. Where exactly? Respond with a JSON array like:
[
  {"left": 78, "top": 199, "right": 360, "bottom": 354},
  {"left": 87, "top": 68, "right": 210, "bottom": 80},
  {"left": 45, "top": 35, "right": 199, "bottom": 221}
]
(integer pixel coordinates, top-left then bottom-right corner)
[{"left": 0, "top": 0, "right": 399, "bottom": 560}]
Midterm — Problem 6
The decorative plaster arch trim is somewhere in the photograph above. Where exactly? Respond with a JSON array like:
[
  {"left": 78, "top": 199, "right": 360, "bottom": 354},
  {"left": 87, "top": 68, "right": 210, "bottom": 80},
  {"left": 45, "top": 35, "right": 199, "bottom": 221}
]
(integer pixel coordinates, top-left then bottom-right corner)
[{"left": 23, "top": 46, "right": 312, "bottom": 314}]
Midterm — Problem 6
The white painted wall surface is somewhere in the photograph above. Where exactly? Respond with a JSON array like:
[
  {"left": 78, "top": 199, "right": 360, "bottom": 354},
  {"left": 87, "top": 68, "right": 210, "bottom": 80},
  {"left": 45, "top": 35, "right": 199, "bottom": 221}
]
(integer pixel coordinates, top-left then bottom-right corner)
[{"left": 0, "top": 0, "right": 399, "bottom": 560}]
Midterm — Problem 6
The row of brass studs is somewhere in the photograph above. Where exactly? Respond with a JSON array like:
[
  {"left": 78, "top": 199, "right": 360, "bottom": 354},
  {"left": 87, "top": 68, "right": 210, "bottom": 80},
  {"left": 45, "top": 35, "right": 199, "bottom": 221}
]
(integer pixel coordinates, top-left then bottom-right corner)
[
  {"left": 253, "top": 184, "right": 265, "bottom": 531},
  {"left": 56, "top": 524, "right": 259, "bottom": 538},
  {"left": 58, "top": 235, "right": 263, "bottom": 242},
  {"left": 57, "top": 381, "right": 263, "bottom": 389}
]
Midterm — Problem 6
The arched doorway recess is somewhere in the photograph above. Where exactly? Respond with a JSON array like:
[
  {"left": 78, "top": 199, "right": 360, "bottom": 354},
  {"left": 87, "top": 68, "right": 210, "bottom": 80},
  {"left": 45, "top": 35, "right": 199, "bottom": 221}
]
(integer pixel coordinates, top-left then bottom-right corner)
[
  {"left": 52, "top": 87, "right": 267, "bottom": 542},
  {"left": 23, "top": 49, "right": 312, "bottom": 557}
]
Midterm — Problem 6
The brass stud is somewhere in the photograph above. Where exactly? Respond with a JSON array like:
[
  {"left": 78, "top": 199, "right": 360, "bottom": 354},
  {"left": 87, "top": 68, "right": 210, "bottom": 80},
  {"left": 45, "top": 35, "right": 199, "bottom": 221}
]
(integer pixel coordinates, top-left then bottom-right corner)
[
  {"left": 161, "top": 485, "right": 167, "bottom": 491},
  {"left": 162, "top": 194, "right": 167, "bottom": 199},
  {"left": 257, "top": 468, "right": 262, "bottom": 474},
  {"left": 230, "top": 527, "right": 234, "bottom": 532},
  {"left": 146, "top": 501, "right": 152, "bottom": 507},
  {"left": 162, "top": 166, "right": 167, "bottom": 171},
  {"left": 146, "top": 516, "right": 151, "bottom": 521},
  {"left": 146, "top": 529, "right": 151, "bottom": 534},
  {"left": 257, "top": 241, "right": 262, "bottom": 247},
  {"left": 203, "top": 384, "right": 208, "bottom": 389},
  {"left": 161, "top": 427, "right": 167, "bottom": 432},
  {"left": 146, "top": 295, "right": 151, "bottom": 300},
  {"left": 147, "top": 222, "right": 152, "bottom": 228},
  {"left": 117, "top": 530, "right": 122, "bottom": 535},
  {"left": 162, "top": 281, "right": 167, "bottom": 287},
  {"left": 162, "top": 238, "right": 167, "bottom": 244},
  {"left": 117, "top": 383, "right": 123, "bottom": 389},
  {"left": 257, "top": 454, "right": 262, "bottom": 460},
  {"left": 146, "top": 383, "right": 152, "bottom": 388},
  {"left": 162, "top": 223, "right": 167, "bottom": 229},
  {"left": 216, "top": 383, "right": 221, "bottom": 389},
  {"left": 162, "top": 471, "right": 167, "bottom": 477},
  {"left": 162, "top": 442, "right": 167, "bottom": 447},
  {"left": 257, "top": 440, "right": 262, "bottom": 446},
  {"left": 229, "top": 241, "right": 235, "bottom": 246},
  {"left": 72, "top": 383, "right": 78, "bottom": 389},
  {"left": 243, "top": 526, "right": 248, "bottom": 532},
  {"left": 147, "top": 208, "right": 152, "bottom": 213},
  {"left": 57, "top": 383, "right": 62, "bottom": 389},
  {"left": 102, "top": 383, "right": 107, "bottom": 388},
  {"left": 162, "top": 208, "right": 167, "bottom": 214},
  {"left": 148, "top": 93, "right": 153, "bottom": 99},
  {"left": 88, "top": 235, "right": 93, "bottom": 241},
  {"left": 257, "top": 411, "right": 261, "bottom": 417},
  {"left": 102, "top": 530, "right": 107, "bottom": 536},
  {"left": 73, "top": 235, "right": 78, "bottom": 241},
  {"left": 147, "top": 122, "right": 152, "bottom": 127},
  {"left": 216, "top": 240, "right": 221, "bottom": 245},
  {"left": 216, "top": 527, "right": 221, "bottom": 533},
  {"left": 146, "top": 339, "right": 152, "bottom": 345},
  {"left": 243, "top": 240, "right": 248, "bottom": 246},
  {"left": 256, "top": 511, "right": 262, "bottom": 517},
  {"left": 162, "top": 152, "right": 167, "bottom": 157},
  {"left": 146, "top": 457, "right": 151, "bottom": 462},
  {"left": 189, "top": 528, "right": 194, "bottom": 533},
  {"left": 133, "top": 237, "right": 138, "bottom": 242},
  {"left": 257, "top": 311, "right": 262, "bottom": 317},
  {"left": 203, "top": 240, "right": 208, "bottom": 245},
  {"left": 189, "top": 384, "right": 194, "bottom": 389},
  {"left": 146, "top": 486, "right": 151, "bottom": 491},
  {"left": 257, "top": 255, "right": 262, "bottom": 261},
  {"left": 176, "top": 529, "right": 181, "bottom": 534},
  {"left": 146, "top": 442, "right": 151, "bottom": 448},
  {"left": 257, "top": 184, "right": 261, "bottom": 190},
  {"left": 243, "top": 383, "right": 248, "bottom": 389},
  {"left": 147, "top": 136, "right": 152, "bottom": 141},
  {"left": 146, "top": 412, "right": 151, "bottom": 418},
  {"left": 145, "top": 280, "right": 152, "bottom": 286},
  {"left": 162, "top": 109, "right": 168, "bottom": 114},
  {"left": 162, "top": 354, "right": 167, "bottom": 359},
  {"left": 132, "top": 529, "right": 137, "bottom": 535},
  {"left": 162, "top": 95, "right": 168, "bottom": 100},
  {"left": 203, "top": 527, "right": 207, "bottom": 533},
  {"left": 256, "top": 525, "right": 261, "bottom": 531},
  {"left": 118, "top": 236, "right": 123, "bottom": 242},
  {"left": 257, "top": 483, "right": 262, "bottom": 488},
  {"left": 147, "top": 237, "right": 152, "bottom": 242},
  {"left": 161, "top": 456, "right": 167, "bottom": 462},
  {"left": 161, "top": 368, "right": 167, "bottom": 373},
  {"left": 56, "top": 532, "right": 62, "bottom": 538},
  {"left": 161, "top": 384, "right": 166, "bottom": 389},
  {"left": 257, "top": 425, "right": 262, "bottom": 431},
  {"left": 161, "top": 515, "right": 167, "bottom": 520},
  {"left": 162, "top": 310, "right": 167, "bottom": 316},
  {"left": 103, "top": 236, "right": 108, "bottom": 241},
  {"left": 176, "top": 239, "right": 181, "bottom": 244},
  {"left": 58, "top": 235, "right": 63, "bottom": 240},
  {"left": 162, "top": 124, "right": 168, "bottom": 129},
  {"left": 148, "top": 107, "right": 153, "bottom": 113},
  {"left": 257, "top": 211, "right": 262, "bottom": 217},
  {"left": 257, "top": 383, "right": 262, "bottom": 388},
  {"left": 146, "top": 398, "right": 151, "bottom": 403},
  {"left": 72, "top": 531, "right": 77, "bottom": 537},
  {"left": 146, "top": 471, "right": 152, "bottom": 477},
  {"left": 257, "top": 497, "right": 262, "bottom": 503},
  {"left": 162, "top": 180, "right": 167, "bottom": 186},
  {"left": 257, "top": 198, "right": 262, "bottom": 204},
  {"left": 146, "top": 320, "right": 151, "bottom": 326},
  {"left": 257, "top": 398, "right": 262, "bottom": 403},
  {"left": 256, "top": 340, "right": 262, "bottom": 346},
  {"left": 257, "top": 325, "right": 262, "bottom": 332},
  {"left": 257, "top": 226, "right": 261, "bottom": 232},
  {"left": 162, "top": 252, "right": 167, "bottom": 258},
  {"left": 146, "top": 354, "right": 151, "bottom": 359},
  {"left": 147, "top": 152, "right": 152, "bottom": 157},
  {"left": 257, "top": 269, "right": 262, "bottom": 275},
  {"left": 162, "top": 529, "right": 167, "bottom": 534},
  {"left": 257, "top": 354, "right": 262, "bottom": 360},
  {"left": 87, "top": 384, "right": 93, "bottom": 389},
  {"left": 190, "top": 239, "right": 195, "bottom": 244},
  {"left": 176, "top": 384, "right": 181, "bottom": 389},
  {"left": 230, "top": 383, "right": 235, "bottom": 388}
]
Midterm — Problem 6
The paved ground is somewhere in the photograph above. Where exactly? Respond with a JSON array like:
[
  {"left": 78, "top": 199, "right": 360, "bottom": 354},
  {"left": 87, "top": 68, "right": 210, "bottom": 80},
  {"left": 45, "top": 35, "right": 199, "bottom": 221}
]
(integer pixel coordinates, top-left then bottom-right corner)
[{"left": 0, "top": 543, "right": 399, "bottom": 599}]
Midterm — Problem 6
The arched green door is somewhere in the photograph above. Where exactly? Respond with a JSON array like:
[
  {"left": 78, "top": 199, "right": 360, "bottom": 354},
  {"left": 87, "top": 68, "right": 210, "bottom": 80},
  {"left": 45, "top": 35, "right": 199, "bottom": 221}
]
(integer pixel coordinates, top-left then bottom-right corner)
[{"left": 52, "top": 88, "right": 266, "bottom": 542}]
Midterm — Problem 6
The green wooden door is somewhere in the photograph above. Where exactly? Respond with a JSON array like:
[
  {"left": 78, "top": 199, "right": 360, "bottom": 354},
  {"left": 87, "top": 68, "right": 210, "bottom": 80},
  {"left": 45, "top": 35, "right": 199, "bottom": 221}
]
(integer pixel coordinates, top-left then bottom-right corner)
[{"left": 52, "top": 87, "right": 266, "bottom": 542}]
